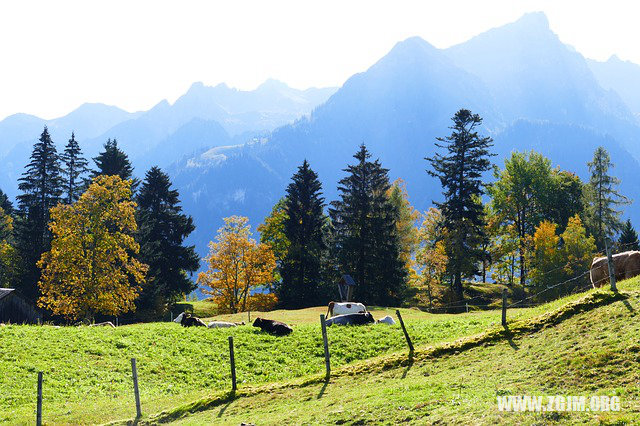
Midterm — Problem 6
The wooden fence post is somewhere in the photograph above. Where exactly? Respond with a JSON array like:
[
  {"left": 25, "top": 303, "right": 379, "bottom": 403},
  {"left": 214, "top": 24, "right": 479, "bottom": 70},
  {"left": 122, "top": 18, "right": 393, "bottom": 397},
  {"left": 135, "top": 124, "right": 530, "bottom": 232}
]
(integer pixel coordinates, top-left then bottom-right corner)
[
  {"left": 501, "top": 289, "right": 508, "bottom": 327},
  {"left": 131, "top": 358, "right": 142, "bottom": 418},
  {"left": 396, "top": 310, "right": 414, "bottom": 353},
  {"left": 229, "top": 336, "right": 237, "bottom": 391},
  {"left": 320, "top": 314, "right": 331, "bottom": 379},
  {"left": 36, "top": 372, "right": 43, "bottom": 426},
  {"left": 605, "top": 239, "right": 617, "bottom": 292}
]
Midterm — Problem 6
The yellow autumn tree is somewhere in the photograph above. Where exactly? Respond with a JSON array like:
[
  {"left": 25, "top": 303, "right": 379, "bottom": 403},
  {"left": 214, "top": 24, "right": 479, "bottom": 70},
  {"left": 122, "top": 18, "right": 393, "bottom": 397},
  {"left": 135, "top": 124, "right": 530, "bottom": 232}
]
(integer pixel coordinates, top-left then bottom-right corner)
[
  {"left": 529, "top": 215, "right": 595, "bottom": 300},
  {"left": 415, "top": 208, "right": 450, "bottom": 309},
  {"left": 0, "top": 207, "right": 20, "bottom": 287},
  {"left": 37, "top": 175, "right": 148, "bottom": 321},
  {"left": 198, "top": 216, "right": 277, "bottom": 313}
]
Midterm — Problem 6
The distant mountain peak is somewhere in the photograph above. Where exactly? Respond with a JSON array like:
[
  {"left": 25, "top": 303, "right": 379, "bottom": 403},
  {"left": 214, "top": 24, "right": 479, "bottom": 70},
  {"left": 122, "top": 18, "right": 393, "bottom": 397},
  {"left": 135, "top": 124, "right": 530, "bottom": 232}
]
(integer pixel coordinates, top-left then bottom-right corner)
[
  {"left": 257, "top": 78, "right": 289, "bottom": 91},
  {"left": 515, "top": 11, "right": 550, "bottom": 30}
]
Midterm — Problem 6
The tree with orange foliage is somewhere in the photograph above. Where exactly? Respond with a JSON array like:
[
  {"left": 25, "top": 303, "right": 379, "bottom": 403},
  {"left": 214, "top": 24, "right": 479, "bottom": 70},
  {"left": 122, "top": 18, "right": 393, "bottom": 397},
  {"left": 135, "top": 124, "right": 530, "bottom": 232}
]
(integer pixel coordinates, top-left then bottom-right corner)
[
  {"left": 198, "top": 216, "right": 277, "bottom": 313},
  {"left": 529, "top": 215, "right": 595, "bottom": 300},
  {"left": 37, "top": 175, "right": 148, "bottom": 321}
]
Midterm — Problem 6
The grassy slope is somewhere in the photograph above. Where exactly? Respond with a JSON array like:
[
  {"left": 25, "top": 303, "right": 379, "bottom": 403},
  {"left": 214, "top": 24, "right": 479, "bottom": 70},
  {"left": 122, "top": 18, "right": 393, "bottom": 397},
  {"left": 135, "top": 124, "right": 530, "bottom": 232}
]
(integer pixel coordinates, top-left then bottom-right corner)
[
  {"left": 173, "top": 288, "right": 640, "bottom": 425},
  {"left": 1, "top": 282, "right": 626, "bottom": 425},
  {"left": 1, "top": 306, "right": 538, "bottom": 425}
]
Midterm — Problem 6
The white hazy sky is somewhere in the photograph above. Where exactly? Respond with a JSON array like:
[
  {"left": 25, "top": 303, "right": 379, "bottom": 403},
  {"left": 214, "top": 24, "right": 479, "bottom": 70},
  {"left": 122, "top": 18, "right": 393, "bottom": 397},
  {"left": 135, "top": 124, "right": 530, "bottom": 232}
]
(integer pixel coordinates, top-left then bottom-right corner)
[{"left": 1, "top": 0, "right": 639, "bottom": 121}]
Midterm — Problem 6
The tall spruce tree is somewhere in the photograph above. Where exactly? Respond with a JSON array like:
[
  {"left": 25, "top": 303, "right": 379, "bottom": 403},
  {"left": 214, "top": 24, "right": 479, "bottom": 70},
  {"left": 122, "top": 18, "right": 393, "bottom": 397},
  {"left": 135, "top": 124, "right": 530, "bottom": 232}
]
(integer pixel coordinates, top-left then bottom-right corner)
[
  {"left": 427, "top": 109, "right": 494, "bottom": 300},
  {"left": 92, "top": 139, "right": 137, "bottom": 188},
  {"left": 15, "top": 127, "right": 63, "bottom": 301},
  {"left": 278, "top": 160, "right": 328, "bottom": 308},
  {"left": 585, "top": 146, "right": 629, "bottom": 249},
  {"left": 136, "top": 167, "right": 200, "bottom": 315},
  {"left": 618, "top": 219, "right": 639, "bottom": 251},
  {"left": 330, "top": 144, "right": 407, "bottom": 305},
  {"left": 61, "top": 132, "right": 89, "bottom": 204}
]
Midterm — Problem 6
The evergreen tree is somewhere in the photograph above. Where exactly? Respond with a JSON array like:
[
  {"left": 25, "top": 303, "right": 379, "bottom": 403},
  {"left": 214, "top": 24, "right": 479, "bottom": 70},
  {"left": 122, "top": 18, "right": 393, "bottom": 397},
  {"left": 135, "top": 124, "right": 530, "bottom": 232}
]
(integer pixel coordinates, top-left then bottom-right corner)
[
  {"left": 618, "top": 219, "right": 639, "bottom": 251},
  {"left": 427, "top": 109, "right": 494, "bottom": 300},
  {"left": 92, "top": 139, "right": 137, "bottom": 188},
  {"left": 15, "top": 127, "right": 63, "bottom": 301},
  {"left": 61, "top": 132, "right": 89, "bottom": 204},
  {"left": 585, "top": 146, "right": 630, "bottom": 249},
  {"left": 0, "top": 188, "right": 13, "bottom": 215},
  {"left": 278, "top": 160, "right": 328, "bottom": 308},
  {"left": 330, "top": 144, "right": 407, "bottom": 305},
  {"left": 136, "top": 167, "right": 200, "bottom": 315}
]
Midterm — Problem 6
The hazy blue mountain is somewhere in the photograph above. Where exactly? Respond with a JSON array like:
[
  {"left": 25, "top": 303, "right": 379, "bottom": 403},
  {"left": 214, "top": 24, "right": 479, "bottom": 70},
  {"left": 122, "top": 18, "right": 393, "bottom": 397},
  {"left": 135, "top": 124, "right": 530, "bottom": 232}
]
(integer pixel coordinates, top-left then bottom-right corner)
[
  {"left": 3, "top": 12, "right": 640, "bottom": 265},
  {"left": 169, "top": 14, "right": 640, "bottom": 260},
  {"left": 445, "top": 13, "right": 633, "bottom": 130},
  {"left": 0, "top": 113, "right": 46, "bottom": 157},
  {"left": 0, "top": 81, "right": 336, "bottom": 199},
  {"left": 588, "top": 55, "right": 640, "bottom": 116}
]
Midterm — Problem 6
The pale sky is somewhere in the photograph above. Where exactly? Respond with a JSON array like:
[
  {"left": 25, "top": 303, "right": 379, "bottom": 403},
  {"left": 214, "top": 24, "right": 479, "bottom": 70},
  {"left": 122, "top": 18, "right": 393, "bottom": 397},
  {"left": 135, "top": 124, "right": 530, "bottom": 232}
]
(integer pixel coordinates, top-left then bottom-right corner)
[{"left": 0, "top": 0, "right": 639, "bottom": 121}]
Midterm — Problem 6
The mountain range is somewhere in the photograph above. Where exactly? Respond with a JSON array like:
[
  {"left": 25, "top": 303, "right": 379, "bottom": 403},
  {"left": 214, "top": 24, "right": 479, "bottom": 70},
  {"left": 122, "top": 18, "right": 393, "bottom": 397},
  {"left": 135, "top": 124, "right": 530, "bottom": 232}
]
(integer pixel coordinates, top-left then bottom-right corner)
[{"left": 1, "top": 11, "right": 640, "bottom": 263}]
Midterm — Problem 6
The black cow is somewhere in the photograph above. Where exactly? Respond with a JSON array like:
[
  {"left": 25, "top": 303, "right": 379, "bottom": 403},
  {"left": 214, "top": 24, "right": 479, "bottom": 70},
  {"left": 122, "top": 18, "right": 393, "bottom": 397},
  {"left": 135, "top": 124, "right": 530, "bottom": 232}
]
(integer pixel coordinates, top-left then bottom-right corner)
[
  {"left": 252, "top": 317, "right": 293, "bottom": 336},
  {"left": 180, "top": 313, "right": 207, "bottom": 327},
  {"left": 325, "top": 312, "right": 374, "bottom": 326}
]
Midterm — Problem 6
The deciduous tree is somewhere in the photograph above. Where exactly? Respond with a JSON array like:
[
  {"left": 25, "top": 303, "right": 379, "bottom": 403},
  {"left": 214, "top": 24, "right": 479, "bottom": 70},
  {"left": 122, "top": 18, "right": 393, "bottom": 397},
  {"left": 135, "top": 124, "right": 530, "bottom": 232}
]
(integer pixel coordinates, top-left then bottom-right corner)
[
  {"left": 37, "top": 175, "right": 148, "bottom": 321},
  {"left": 198, "top": 216, "right": 276, "bottom": 313}
]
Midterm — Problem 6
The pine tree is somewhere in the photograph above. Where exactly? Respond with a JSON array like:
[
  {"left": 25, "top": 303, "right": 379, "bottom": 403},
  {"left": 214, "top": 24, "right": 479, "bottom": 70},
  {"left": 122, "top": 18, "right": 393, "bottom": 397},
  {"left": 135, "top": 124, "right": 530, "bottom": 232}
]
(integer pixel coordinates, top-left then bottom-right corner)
[
  {"left": 427, "top": 109, "right": 494, "bottom": 300},
  {"left": 61, "top": 132, "right": 89, "bottom": 204},
  {"left": 92, "top": 139, "right": 137, "bottom": 187},
  {"left": 136, "top": 167, "right": 200, "bottom": 315},
  {"left": 330, "top": 144, "right": 407, "bottom": 305},
  {"left": 585, "top": 146, "right": 630, "bottom": 249},
  {"left": 15, "top": 127, "right": 63, "bottom": 301},
  {"left": 618, "top": 219, "right": 639, "bottom": 251},
  {"left": 278, "top": 160, "right": 328, "bottom": 308}
]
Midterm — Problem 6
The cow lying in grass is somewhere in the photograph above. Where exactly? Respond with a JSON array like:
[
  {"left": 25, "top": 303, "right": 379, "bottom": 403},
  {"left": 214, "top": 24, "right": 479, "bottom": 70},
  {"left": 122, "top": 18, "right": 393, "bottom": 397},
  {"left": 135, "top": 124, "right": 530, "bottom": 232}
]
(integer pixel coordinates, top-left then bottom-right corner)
[
  {"left": 325, "top": 312, "right": 374, "bottom": 326},
  {"left": 326, "top": 301, "right": 367, "bottom": 318},
  {"left": 180, "top": 313, "right": 207, "bottom": 327},
  {"left": 376, "top": 315, "right": 395, "bottom": 325},
  {"left": 207, "top": 321, "right": 238, "bottom": 328},
  {"left": 252, "top": 317, "right": 293, "bottom": 335}
]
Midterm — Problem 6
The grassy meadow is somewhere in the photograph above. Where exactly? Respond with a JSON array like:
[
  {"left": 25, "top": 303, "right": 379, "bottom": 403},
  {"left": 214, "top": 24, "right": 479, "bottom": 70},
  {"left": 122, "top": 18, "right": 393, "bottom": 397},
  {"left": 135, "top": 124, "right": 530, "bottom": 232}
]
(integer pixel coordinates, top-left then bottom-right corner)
[{"left": 1, "top": 280, "right": 634, "bottom": 425}]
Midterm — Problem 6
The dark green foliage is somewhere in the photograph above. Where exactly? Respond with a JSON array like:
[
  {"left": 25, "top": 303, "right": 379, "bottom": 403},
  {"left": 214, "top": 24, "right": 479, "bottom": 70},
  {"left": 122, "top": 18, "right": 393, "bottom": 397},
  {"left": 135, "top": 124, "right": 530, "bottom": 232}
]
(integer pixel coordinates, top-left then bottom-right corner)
[
  {"left": 330, "top": 145, "right": 407, "bottom": 305},
  {"left": 136, "top": 167, "right": 200, "bottom": 316},
  {"left": 278, "top": 160, "right": 329, "bottom": 308},
  {"left": 428, "top": 109, "right": 494, "bottom": 300},
  {"left": 60, "top": 132, "right": 90, "bottom": 204},
  {"left": 618, "top": 219, "right": 639, "bottom": 252},
  {"left": 0, "top": 188, "right": 13, "bottom": 215},
  {"left": 15, "top": 127, "right": 64, "bottom": 301},
  {"left": 585, "top": 146, "right": 630, "bottom": 249},
  {"left": 546, "top": 170, "right": 584, "bottom": 233},
  {"left": 92, "top": 139, "right": 138, "bottom": 189}
]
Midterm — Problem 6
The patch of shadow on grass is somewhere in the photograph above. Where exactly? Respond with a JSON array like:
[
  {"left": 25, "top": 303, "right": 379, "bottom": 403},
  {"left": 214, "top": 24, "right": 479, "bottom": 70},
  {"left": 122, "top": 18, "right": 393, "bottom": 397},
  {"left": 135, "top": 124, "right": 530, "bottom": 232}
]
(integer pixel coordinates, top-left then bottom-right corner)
[
  {"left": 502, "top": 324, "right": 519, "bottom": 350},
  {"left": 401, "top": 356, "right": 414, "bottom": 379},
  {"left": 317, "top": 379, "right": 329, "bottom": 399}
]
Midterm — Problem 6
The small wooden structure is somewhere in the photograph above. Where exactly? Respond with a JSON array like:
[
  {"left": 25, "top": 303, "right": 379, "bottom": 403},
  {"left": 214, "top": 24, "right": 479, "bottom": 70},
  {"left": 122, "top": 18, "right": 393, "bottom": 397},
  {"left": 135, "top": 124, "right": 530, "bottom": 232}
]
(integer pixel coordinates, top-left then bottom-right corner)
[
  {"left": 0, "top": 288, "right": 42, "bottom": 324},
  {"left": 337, "top": 275, "right": 356, "bottom": 302}
]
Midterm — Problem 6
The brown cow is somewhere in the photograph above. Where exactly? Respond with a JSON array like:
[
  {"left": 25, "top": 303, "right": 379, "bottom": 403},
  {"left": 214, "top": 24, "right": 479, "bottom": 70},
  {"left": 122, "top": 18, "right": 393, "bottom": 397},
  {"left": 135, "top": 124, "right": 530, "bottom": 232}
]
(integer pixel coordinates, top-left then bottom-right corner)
[{"left": 590, "top": 250, "right": 640, "bottom": 288}]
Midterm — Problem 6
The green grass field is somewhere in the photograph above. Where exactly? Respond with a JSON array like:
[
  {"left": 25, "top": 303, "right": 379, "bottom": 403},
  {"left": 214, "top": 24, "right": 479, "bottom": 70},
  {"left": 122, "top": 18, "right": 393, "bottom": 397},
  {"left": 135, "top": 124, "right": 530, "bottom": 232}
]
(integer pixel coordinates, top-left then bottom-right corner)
[
  {"left": 1, "top": 281, "right": 634, "bottom": 425},
  {"left": 173, "top": 288, "right": 640, "bottom": 425}
]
